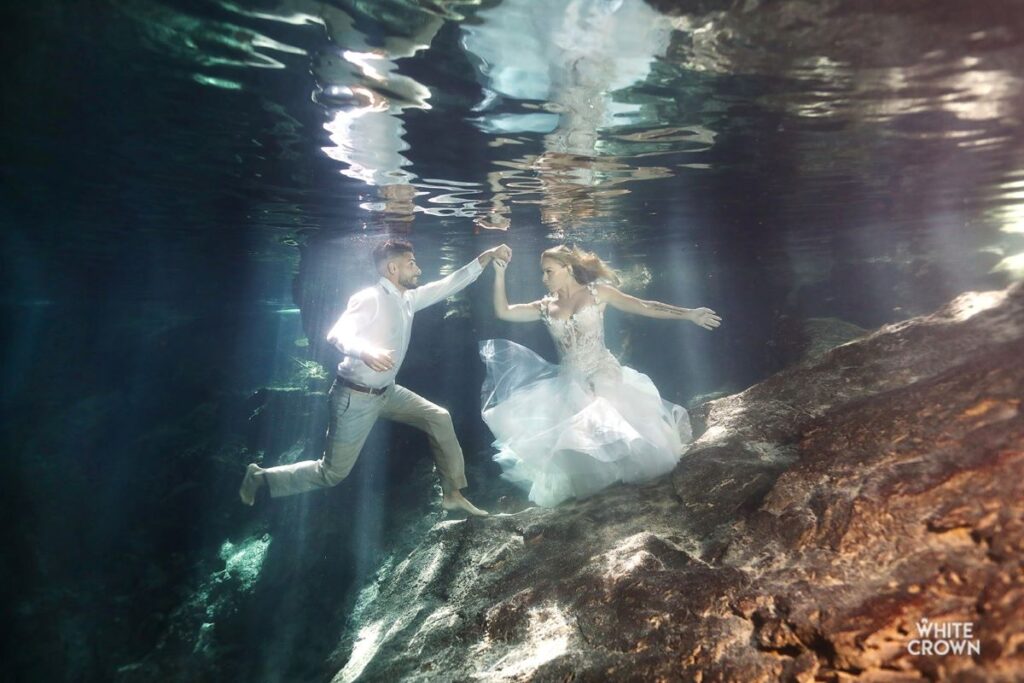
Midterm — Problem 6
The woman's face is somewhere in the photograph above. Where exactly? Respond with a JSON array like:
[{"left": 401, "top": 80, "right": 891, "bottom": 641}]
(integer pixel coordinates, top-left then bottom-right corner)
[{"left": 540, "top": 257, "right": 572, "bottom": 292}]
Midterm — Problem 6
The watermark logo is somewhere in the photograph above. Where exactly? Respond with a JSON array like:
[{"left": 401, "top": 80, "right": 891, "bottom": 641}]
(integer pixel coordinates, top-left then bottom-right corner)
[{"left": 907, "top": 618, "right": 981, "bottom": 656}]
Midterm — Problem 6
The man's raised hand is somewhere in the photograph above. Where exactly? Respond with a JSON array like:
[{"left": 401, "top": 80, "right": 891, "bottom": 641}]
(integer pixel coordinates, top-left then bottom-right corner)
[{"left": 480, "top": 244, "right": 512, "bottom": 267}]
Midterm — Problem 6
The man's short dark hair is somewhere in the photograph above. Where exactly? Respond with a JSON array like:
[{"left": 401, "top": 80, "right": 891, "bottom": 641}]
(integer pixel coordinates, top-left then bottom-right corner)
[{"left": 372, "top": 239, "right": 414, "bottom": 268}]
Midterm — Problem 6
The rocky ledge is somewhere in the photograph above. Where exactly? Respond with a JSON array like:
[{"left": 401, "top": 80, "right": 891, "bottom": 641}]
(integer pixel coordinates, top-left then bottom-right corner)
[{"left": 331, "top": 284, "right": 1024, "bottom": 682}]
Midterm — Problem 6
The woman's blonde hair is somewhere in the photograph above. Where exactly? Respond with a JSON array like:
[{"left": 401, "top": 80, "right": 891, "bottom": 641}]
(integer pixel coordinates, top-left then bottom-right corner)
[{"left": 541, "top": 245, "right": 620, "bottom": 286}]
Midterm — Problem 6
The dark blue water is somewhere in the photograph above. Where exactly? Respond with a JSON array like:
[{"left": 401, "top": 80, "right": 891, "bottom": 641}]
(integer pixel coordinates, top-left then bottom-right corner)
[{"left": 3, "top": 0, "right": 1023, "bottom": 680}]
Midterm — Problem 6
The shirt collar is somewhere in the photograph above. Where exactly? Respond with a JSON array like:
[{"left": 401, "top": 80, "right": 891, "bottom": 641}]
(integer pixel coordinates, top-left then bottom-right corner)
[{"left": 378, "top": 277, "right": 403, "bottom": 297}]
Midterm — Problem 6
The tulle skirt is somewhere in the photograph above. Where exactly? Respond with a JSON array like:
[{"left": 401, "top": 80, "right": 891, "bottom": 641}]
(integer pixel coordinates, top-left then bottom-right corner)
[{"left": 480, "top": 339, "right": 691, "bottom": 507}]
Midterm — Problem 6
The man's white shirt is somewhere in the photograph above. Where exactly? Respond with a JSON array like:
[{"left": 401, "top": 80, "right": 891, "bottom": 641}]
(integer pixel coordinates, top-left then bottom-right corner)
[{"left": 326, "top": 258, "right": 484, "bottom": 389}]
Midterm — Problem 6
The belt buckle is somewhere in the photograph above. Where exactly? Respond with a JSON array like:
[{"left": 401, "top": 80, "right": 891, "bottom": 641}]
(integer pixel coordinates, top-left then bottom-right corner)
[{"left": 340, "top": 377, "right": 384, "bottom": 396}]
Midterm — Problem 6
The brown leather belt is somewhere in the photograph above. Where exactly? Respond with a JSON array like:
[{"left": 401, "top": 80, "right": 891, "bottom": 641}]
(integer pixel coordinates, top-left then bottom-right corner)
[{"left": 337, "top": 377, "right": 388, "bottom": 396}]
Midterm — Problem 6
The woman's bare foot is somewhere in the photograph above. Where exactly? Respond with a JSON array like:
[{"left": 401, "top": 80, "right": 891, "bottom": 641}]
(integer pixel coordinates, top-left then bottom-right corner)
[
  {"left": 441, "top": 491, "right": 489, "bottom": 516},
  {"left": 239, "top": 463, "right": 264, "bottom": 506}
]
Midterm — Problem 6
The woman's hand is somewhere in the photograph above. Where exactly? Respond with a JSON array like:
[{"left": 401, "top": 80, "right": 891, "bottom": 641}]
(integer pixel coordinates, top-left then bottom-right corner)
[
  {"left": 690, "top": 307, "right": 721, "bottom": 330},
  {"left": 478, "top": 244, "right": 511, "bottom": 268},
  {"left": 493, "top": 258, "right": 509, "bottom": 274}
]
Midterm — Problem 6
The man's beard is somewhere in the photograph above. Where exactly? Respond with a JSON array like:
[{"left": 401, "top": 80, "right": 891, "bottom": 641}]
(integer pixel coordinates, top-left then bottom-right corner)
[{"left": 400, "top": 276, "right": 420, "bottom": 289}]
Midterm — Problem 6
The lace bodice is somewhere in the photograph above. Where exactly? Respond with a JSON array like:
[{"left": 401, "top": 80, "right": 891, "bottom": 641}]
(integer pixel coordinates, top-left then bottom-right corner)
[{"left": 540, "top": 283, "right": 620, "bottom": 379}]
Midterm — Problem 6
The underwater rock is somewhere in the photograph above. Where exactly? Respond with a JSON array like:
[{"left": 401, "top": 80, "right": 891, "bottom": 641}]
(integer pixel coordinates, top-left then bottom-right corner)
[
  {"left": 119, "top": 377, "right": 472, "bottom": 682},
  {"left": 331, "top": 283, "right": 1024, "bottom": 681},
  {"left": 770, "top": 315, "right": 869, "bottom": 368}
]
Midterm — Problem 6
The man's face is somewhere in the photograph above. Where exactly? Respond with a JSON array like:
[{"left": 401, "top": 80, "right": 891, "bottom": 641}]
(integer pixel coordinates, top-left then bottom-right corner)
[{"left": 392, "top": 251, "right": 422, "bottom": 289}]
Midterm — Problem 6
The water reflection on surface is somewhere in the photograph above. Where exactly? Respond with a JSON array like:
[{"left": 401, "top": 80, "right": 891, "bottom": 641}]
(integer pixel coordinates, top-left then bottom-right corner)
[
  {"left": 6, "top": 0, "right": 1024, "bottom": 295},
  {"left": 98, "top": 1, "right": 1022, "bottom": 238},
  {"left": 461, "top": 0, "right": 695, "bottom": 230}
]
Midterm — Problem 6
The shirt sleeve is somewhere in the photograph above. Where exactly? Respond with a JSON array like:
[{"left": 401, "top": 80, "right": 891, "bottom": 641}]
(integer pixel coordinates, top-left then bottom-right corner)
[
  {"left": 407, "top": 258, "right": 484, "bottom": 312},
  {"left": 326, "top": 288, "right": 378, "bottom": 357}
]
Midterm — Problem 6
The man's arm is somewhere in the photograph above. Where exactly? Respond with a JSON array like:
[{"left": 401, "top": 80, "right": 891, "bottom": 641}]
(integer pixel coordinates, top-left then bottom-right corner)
[
  {"left": 326, "top": 289, "right": 394, "bottom": 371},
  {"left": 408, "top": 245, "right": 511, "bottom": 312}
]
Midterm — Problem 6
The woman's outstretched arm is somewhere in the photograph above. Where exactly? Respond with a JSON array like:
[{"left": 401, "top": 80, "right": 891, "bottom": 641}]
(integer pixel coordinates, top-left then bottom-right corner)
[
  {"left": 595, "top": 283, "right": 721, "bottom": 330},
  {"left": 493, "top": 258, "right": 542, "bottom": 322}
]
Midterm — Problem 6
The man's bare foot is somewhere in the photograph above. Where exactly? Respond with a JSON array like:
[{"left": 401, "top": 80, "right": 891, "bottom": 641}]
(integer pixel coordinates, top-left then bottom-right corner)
[
  {"left": 441, "top": 491, "right": 489, "bottom": 517},
  {"left": 239, "top": 463, "right": 264, "bottom": 506}
]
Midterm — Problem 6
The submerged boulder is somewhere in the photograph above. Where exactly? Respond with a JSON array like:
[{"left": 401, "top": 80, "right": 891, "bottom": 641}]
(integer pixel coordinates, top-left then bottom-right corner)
[{"left": 332, "top": 283, "right": 1024, "bottom": 681}]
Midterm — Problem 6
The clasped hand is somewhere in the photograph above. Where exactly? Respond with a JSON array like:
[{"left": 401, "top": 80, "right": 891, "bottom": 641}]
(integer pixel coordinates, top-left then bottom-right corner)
[{"left": 489, "top": 244, "right": 512, "bottom": 272}]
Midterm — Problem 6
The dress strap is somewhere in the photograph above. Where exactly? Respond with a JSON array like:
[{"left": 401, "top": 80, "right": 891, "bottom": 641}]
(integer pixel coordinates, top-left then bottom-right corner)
[
  {"left": 586, "top": 281, "right": 600, "bottom": 303},
  {"left": 539, "top": 295, "right": 553, "bottom": 323}
]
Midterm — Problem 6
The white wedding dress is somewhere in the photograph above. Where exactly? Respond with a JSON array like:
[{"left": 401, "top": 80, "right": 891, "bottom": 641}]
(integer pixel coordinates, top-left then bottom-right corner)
[{"left": 480, "top": 284, "right": 691, "bottom": 507}]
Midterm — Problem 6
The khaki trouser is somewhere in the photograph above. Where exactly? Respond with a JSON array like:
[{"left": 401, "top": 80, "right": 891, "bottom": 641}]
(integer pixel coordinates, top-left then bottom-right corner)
[{"left": 262, "top": 381, "right": 468, "bottom": 498}]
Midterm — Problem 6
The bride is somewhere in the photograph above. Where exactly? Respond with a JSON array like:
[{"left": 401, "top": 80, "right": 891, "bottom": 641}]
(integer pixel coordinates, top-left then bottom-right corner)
[{"left": 480, "top": 245, "right": 721, "bottom": 507}]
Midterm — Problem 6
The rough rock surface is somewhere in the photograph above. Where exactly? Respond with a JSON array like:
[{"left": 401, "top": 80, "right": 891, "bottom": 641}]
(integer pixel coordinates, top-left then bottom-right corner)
[{"left": 332, "top": 284, "right": 1024, "bottom": 682}]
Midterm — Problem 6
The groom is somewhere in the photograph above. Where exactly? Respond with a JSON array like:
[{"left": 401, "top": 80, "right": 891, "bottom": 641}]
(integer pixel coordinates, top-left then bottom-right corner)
[{"left": 239, "top": 239, "right": 511, "bottom": 516}]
